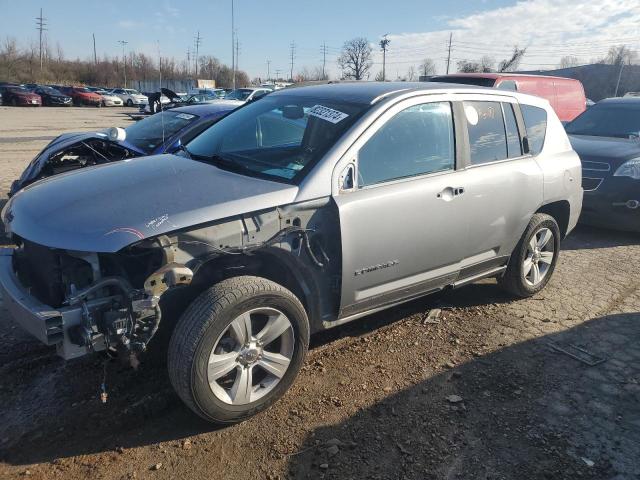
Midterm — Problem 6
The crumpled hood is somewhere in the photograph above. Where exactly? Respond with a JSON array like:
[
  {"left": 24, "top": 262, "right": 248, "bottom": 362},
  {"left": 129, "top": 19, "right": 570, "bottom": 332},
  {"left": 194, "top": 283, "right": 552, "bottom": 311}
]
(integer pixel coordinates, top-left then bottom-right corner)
[
  {"left": 569, "top": 134, "right": 640, "bottom": 168},
  {"left": 11, "top": 132, "right": 145, "bottom": 196},
  {"left": 4, "top": 154, "right": 298, "bottom": 253}
]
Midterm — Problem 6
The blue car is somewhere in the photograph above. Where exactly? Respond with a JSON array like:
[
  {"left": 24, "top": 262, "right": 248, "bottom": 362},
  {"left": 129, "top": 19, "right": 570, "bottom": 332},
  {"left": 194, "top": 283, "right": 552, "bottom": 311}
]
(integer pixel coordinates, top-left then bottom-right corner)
[{"left": 9, "top": 104, "right": 237, "bottom": 196}]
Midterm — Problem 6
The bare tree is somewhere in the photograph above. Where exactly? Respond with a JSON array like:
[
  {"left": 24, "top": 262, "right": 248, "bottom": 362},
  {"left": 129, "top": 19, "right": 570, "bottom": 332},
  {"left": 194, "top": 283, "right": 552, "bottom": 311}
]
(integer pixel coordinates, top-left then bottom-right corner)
[
  {"left": 604, "top": 45, "right": 638, "bottom": 66},
  {"left": 419, "top": 58, "right": 436, "bottom": 77},
  {"left": 558, "top": 55, "right": 580, "bottom": 69},
  {"left": 337, "top": 37, "right": 372, "bottom": 80},
  {"left": 497, "top": 46, "right": 526, "bottom": 72},
  {"left": 457, "top": 55, "right": 494, "bottom": 73}
]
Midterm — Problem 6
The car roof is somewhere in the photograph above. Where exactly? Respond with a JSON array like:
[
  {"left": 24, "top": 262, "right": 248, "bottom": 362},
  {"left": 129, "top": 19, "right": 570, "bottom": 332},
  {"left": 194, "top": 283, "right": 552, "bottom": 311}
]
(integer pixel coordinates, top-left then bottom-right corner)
[
  {"left": 170, "top": 103, "right": 238, "bottom": 116},
  {"left": 431, "top": 73, "right": 577, "bottom": 81},
  {"left": 597, "top": 97, "right": 640, "bottom": 105},
  {"left": 268, "top": 81, "right": 484, "bottom": 104}
]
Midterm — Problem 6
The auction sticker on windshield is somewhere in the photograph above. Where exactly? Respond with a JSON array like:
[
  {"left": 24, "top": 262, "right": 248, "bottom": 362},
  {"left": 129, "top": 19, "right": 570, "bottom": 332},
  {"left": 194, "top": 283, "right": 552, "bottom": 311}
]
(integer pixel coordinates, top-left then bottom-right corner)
[
  {"left": 175, "top": 113, "right": 196, "bottom": 120},
  {"left": 309, "top": 105, "right": 349, "bottom": 124}
]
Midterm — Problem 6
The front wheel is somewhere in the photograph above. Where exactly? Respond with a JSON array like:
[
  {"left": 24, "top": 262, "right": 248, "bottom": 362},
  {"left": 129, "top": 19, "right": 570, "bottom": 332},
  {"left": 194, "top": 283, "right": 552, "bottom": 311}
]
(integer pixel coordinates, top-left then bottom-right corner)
[
  {"left": 499, "top": 213, "right": 560, "bottom": 297},
  {"left": 126, "top": 99, "right": 133, "bottom": 107},
  {"left": 168, "top": 276, "right": 309, "bottom": 424}
]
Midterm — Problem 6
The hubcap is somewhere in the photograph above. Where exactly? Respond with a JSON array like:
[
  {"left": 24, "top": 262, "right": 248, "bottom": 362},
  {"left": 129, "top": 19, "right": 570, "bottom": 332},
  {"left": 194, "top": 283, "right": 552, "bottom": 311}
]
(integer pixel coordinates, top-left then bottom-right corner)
[
  {"left": 523, "top": 227, "right": 555, "bottom": 287},
  {"left": 207, "top": 307, "right": 294, "bottom": 405}
]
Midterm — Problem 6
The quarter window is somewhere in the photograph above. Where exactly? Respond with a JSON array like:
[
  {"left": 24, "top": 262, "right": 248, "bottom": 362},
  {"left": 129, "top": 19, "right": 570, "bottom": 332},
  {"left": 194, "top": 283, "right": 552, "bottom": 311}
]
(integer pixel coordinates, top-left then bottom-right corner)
[
  {"left": 521, "top": 104, "right": 548, "bottom": 155},
  {"left": 358, "top": 102, "right": 455, "bottom": 187},
  {"left": 464, "top": 101, "right": 508, "bottom": 165}
]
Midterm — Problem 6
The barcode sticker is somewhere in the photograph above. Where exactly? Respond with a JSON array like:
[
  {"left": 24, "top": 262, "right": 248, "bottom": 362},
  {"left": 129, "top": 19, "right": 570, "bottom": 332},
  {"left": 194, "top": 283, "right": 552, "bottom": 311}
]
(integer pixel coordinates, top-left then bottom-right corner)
[{"left": 308, "top": 105, "right": 349, "bottom": 124}]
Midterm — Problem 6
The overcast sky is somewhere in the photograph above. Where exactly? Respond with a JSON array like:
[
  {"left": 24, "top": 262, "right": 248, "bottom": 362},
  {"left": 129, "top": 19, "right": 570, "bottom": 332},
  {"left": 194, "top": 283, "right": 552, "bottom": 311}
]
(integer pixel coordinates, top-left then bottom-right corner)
[{"left": 1, "top": 0, "right": 639, "bottom": 79}]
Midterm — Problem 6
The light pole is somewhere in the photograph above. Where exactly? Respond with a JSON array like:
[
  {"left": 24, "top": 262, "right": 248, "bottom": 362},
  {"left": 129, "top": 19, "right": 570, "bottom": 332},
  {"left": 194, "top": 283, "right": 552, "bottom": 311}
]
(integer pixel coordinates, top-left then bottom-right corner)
[
  {"left": 118, "top": 40, "right": 128, "bottom": 87},
  {"left": 231, "top": 0, "right": 236, "bottom": 89}
]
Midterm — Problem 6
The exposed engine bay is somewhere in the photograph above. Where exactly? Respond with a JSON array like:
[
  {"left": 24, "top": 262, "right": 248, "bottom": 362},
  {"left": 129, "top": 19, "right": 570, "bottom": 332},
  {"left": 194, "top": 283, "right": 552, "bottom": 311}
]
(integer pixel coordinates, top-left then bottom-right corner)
[
  {"left": 44, "top": 138, "right": 137, "bottom": 175},
  {"left": 8, "top": 199, "right": 341, "bottom": 364},
  {"left": 19, "top": 138, "right": 139, "bottom": 191}
]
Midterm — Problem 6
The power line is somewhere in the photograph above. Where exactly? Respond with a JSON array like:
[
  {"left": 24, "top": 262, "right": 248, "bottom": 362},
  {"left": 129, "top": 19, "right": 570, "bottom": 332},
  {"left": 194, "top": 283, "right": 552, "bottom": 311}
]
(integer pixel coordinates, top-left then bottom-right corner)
[
  {"left": 35, "top": 8, "right": 47, "bottom": 72},
  {"left": 289, "top": 41, "right": 296, "bottom": 81},
  {"left": 380, "top": 34, "right": 390, "bottom": 80}
]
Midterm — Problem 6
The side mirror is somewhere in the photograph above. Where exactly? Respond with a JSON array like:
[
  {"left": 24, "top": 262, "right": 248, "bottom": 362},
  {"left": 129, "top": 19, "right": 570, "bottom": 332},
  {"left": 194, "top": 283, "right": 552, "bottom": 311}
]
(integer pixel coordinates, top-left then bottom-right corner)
[{"left": 522, "top": 136, "right": 531, "bottom": 155}]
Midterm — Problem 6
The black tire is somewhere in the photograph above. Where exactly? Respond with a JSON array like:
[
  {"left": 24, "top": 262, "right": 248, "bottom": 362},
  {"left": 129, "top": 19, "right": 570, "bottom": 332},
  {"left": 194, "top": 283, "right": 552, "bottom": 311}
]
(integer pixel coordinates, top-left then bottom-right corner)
[
  {"left": 126, "top": 99, "right": 133, "bottom": 107},
  {"left": 11, "top": 97, "right": 17, "bottom": 106},
  {"left": 168, "top": 276, "right": 309, "bottom": 424},
  {"left": 499, "top": 213, "right": 560, "bottom": 298}
]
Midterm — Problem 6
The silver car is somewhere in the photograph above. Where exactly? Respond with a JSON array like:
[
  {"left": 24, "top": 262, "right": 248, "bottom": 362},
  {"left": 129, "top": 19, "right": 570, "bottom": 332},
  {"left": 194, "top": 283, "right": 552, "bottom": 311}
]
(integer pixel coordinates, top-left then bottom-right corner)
[{"left": 0, "top": 82, "right": 582, "bottom": 424}]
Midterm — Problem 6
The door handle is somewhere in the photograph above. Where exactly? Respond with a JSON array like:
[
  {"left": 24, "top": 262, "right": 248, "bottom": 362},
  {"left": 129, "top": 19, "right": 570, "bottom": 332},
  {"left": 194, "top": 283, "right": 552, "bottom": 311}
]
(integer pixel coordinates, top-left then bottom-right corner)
[{"left": 437, "top": 187, "right": 465, "bottom": 201}]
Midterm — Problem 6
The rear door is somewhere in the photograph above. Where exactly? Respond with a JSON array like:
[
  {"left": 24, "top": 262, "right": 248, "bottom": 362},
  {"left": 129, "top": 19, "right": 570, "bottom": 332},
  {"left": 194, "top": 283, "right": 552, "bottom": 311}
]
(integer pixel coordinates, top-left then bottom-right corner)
[
  {"left": 333, "top": 95, "right": 469, "bottom": 318},
  {"left": 456, "top": 96, "right": 543, "bottom": 275}
]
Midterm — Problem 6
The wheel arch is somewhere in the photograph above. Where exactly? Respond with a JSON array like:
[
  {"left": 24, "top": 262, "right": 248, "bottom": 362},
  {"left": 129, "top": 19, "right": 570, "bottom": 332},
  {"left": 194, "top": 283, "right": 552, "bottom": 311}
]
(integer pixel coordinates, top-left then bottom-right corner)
[
  {"left": 536, "top": 200, "right": 570, "bottom": 238},
  {"left": 189, "top": 248, "right": 323, "bottom": 329}
]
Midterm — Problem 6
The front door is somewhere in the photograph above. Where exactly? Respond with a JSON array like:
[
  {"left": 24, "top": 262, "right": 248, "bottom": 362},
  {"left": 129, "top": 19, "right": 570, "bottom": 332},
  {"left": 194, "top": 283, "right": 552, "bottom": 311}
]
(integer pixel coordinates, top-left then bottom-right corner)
[{"left": 333, "top": 98, "right": 469, "bottom": 318}]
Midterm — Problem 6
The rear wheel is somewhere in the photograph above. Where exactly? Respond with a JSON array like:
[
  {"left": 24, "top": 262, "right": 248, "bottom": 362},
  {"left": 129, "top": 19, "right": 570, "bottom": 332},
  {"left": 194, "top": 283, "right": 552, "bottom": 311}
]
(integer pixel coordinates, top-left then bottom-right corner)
[
  {"left": 126, "top": 98, "right": 133, "bottom": 107},
  {"left": 168, "top": 276, "right": 309, "bottom": 424},
  {"left": 499, "top": 213, "right": 560, "bottom": 297},
  {"left": 11, "top": 97, "right": 17, "bottom": 106}
]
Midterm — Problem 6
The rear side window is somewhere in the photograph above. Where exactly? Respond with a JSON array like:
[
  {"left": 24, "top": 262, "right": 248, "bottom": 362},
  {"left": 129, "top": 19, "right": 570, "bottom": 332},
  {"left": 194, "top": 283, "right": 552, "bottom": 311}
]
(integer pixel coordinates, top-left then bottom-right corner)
[
  {"left": 503, "top": 103, "right": 522, "bottom": 158},
  {"left": 521, "top": 105, "right": 547, "bottom": 155},
  {"left": 464, "top": 101, "right": 507, "bottom": 165},
  {"left": 497, "top": 80, "right": 517, "bottom": 91}
]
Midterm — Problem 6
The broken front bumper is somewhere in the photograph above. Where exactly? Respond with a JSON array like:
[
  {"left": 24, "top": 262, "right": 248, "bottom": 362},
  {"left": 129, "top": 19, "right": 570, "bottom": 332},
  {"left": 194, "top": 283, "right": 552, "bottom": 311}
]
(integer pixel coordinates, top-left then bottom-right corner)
[{"left": 0, "top": 247, "right": 101, "bottom": 360}]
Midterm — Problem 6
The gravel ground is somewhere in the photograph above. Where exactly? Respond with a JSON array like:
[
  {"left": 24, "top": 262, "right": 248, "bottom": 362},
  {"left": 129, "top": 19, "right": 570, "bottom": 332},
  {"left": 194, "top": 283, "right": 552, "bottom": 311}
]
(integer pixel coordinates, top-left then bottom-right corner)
[{"left": 0, "top": 107, "right": 639, "bottom": 480}]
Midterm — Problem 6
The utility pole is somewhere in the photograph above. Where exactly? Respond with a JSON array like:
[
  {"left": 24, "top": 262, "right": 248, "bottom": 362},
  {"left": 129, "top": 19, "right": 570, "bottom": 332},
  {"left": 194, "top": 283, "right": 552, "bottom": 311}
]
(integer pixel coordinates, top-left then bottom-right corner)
[
  {"left": 275, "top": 69, "right": 281, "bottom": 81},
  {"left": 118, "top": 40, "right": 128, "bottom": 87},
  {"left": 289, "top": 41, "right": 296, "bottom": 82},
  {"left": 92, "top": 33, "right": 97, "bottom": 65},
  {"left": 36, "top": 8, "right": 47, "bottom": 72},
  {"left": 615, "top": 61, "right": 625, "bottom": 97},
  {"left": 231, "top": 0, "right": 236, "bottom": 89},
  {"left": 321, "top": 42, "right": 328, "bottom": 79},
  {"left": 379, "top": 34, "right": 390, "bottom": 81},
  {"left": 446, "top": 32, "right": 453, "bottom": 74},
  {"left": 194, "top": 31, "right": 202, "bottom": 78},
  {"left": 186, "top": 47, "right": 191, "bottom": 76},
  {"left": 235, "top": 36, "right": 240, "bottom": 79},
  {"left": 266, "top": 59, "right": 271, "bottom": 81}
]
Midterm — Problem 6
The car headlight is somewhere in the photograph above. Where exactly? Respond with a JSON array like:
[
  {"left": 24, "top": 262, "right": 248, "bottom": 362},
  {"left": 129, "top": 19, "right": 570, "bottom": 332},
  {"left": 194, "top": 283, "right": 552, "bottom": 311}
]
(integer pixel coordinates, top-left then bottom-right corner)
[{"left": 614, "top": 158, "right": 640, "bottom": 179}]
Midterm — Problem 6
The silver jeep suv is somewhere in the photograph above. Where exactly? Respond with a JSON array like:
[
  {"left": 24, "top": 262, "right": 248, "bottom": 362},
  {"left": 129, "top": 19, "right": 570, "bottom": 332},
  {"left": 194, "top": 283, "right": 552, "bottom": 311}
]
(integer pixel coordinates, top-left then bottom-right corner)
[{"left": 0, "top": 82, "right": 582, "bottom": 424}]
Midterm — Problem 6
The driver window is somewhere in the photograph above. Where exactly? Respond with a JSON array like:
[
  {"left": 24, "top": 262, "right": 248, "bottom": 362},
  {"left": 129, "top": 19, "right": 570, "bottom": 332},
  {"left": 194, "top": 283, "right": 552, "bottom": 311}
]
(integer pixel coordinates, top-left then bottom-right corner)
[{"left": 358, "top": 102, "right": 455, "bottom": 187}]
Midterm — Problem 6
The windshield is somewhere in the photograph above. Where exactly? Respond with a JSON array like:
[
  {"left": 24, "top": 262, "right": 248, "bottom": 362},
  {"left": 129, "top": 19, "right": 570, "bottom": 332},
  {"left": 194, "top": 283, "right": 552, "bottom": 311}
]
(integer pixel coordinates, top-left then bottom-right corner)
[
  {"left": 39, "top": 86, "right": 62, "bottom": 95},
  {"left": 565, "top": 103, "right": 640, "bottom": 138},
  {"left": 125, "top": 89, "right": 140, "bottom": 95},
  {"left": 185, "top": 94, "right": 370, "bottom": 183},
  {"left": 124, "top": 110, "right": 199, "bottom": 153},
  {"left": 225, "top": 89, "right": 253, "bottom": 101}
]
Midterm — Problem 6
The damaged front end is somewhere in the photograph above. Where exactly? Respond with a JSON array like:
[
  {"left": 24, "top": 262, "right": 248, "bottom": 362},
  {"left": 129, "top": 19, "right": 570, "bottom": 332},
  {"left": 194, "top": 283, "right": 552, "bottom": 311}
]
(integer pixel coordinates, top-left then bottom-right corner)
[
  {"left": 10, "top": 133, "right": 141, "bottom": 197},
  {"left": 3, "top": 236, "right": 191, "bottom": 361}
]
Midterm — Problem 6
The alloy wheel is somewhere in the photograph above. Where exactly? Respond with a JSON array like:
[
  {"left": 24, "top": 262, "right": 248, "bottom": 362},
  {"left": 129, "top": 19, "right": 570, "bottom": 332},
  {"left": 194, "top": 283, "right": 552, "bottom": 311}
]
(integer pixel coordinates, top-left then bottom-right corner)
[
  {"left": 523, "top": 227, "right": 555, "bottom": 286},
  {"left": 207, "top": 307, "right": 294, "bottom": 405}
]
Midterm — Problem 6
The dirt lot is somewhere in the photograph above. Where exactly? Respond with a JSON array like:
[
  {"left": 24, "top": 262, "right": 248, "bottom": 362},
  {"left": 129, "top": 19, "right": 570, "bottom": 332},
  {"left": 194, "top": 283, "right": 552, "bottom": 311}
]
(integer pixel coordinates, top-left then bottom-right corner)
[{"left": 0, "top": 107, "right": 639, "bottom": 480}]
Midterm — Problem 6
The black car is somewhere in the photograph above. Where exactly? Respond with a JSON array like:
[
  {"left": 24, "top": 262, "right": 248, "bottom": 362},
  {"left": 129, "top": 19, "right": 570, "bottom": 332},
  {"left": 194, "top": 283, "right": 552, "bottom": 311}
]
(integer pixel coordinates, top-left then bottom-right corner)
[
  {"left": 30, "top": 85, "right": 72, "bottom": 106},
  {"left": 566, "top": 98, "right": 640, "bottom": 232}
]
